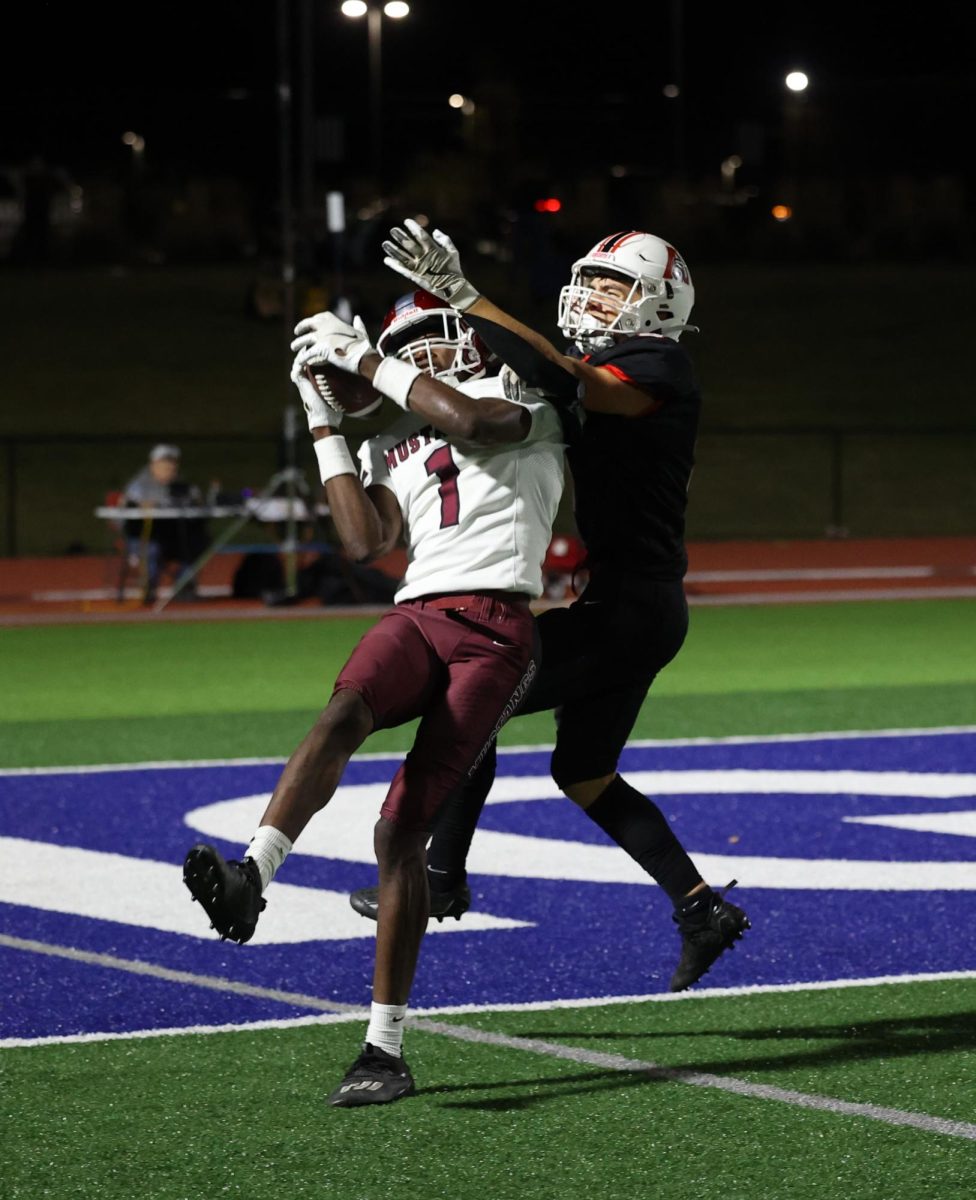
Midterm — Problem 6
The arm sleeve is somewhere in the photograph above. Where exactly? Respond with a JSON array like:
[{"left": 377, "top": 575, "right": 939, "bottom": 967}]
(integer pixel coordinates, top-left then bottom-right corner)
[{"left": 463, "top": 314, "right": 578, "bottom": 402}]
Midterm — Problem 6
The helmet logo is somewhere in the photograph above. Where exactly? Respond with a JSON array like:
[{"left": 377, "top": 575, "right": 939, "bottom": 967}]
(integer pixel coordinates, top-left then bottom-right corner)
[{"left": 663, "top": 245, "right": 690, "bottom": 283}]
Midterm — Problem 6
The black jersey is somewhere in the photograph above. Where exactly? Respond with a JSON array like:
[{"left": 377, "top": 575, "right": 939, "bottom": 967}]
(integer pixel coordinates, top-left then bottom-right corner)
[{"left": 571, "top": 334, "right": 700, "bottom": 581}]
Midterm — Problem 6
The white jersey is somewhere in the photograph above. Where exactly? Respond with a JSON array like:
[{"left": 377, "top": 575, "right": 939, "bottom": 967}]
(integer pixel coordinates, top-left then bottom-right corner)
[{"left": 357, "top": 376, "right": 565, "bottom": 602}]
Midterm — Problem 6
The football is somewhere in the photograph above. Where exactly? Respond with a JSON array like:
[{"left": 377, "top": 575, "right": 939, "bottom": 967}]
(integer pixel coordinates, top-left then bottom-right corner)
[{"left": 303, "top": 361, "right": 384, "bottom": 418}]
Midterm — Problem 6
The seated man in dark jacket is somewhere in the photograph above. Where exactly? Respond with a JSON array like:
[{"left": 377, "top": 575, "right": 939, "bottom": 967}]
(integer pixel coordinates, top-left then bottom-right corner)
[{"left": 123, "top": 444, "right": 207, "bottom": 601}]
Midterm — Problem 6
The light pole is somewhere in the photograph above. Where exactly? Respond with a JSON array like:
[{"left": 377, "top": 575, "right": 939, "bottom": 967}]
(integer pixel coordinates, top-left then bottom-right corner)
[
  {"left": 782, "top": 69, "right": 810, "bottom": 212},
  {"left": 665, "top": 0, "right": 686, "bottom": 179},
  {"left": 340, "top": 1, "right": 410, "bottom": 182}
]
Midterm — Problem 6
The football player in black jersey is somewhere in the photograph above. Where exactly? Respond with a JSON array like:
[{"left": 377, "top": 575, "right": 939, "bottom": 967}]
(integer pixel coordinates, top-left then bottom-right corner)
[{"left": 349, "top": 221, "right": 749, "bottom": 992}]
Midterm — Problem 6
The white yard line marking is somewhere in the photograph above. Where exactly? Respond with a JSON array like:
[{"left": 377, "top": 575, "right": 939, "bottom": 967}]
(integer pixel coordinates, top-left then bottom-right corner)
[
  {"left": 686, "top": 566, "right": 939, "bottom": 583},
  {"left": 3, "top": 930, "right": 975, "bottom": 1036},
  {"left": 3, "top": 587, "right": 974, "bottom": 629},
  {"left": 0, "top": 933, "right": 364, "bottom": 1015},
  {"left": 688, "top": 585, "right": 976, "bottom": 606},
  {"left": 412, "top": 1018, "right": 976, "bottom": 1142},
  {"left": 4, "top": 933, "right": 975, "bottom": 1141},
  {"left": 31, "top": 585, "right": 232, "bottom": 602},
  {"left": 2, "top": 725, "right": 975, "bottom": 777}
]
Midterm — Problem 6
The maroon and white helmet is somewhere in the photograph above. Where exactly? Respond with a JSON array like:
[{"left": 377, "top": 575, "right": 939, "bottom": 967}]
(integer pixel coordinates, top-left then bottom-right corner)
[
  {"left": 377, "top": 289, "right": 490, "bottom": 386},
  {"left": 557, "top": 231, "right": 697, "bottom": 351}
]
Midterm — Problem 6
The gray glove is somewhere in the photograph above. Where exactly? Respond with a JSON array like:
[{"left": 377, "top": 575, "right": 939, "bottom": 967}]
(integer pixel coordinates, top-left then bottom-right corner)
[{"left": 382, "top": 219, "right": 481, "bottom": 311}]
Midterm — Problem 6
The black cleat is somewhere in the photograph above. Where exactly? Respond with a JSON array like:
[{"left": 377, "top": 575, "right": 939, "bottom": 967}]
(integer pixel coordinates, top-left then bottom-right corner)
[
  {"left": 349, "top": 882, "right": 471, "bottom": 923},
  {"left": 669, "top": 880, "right": 750, "bottom": 992},
  {"left": 183, "top": 843, "right": 266, "bottom": 945},
  {"left": 328, "top": 1043, "right": 416, "bottom": 1108}
]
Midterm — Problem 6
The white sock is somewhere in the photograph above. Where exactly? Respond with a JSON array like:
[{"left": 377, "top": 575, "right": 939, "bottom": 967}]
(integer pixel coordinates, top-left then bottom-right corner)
[
  {"left": 246, "top": 825, "right": 293, "bottom": 891},
  {"left": 365, "top": 1002, "right": 407, "bottom": 1057}
]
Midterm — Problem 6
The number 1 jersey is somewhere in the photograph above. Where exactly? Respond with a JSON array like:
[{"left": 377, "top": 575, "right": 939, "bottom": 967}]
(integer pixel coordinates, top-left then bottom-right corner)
[{"left": 357, "top": 376, "right": 566, "bottom": 602}]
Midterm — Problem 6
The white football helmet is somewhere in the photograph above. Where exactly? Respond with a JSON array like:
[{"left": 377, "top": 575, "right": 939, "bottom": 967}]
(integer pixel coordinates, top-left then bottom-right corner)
[
  {"left": 557, "top": 231, "right": 696, "bottom": 352},
  {"left": 377, "top": 289, "right": 489, "bottom": 386}
]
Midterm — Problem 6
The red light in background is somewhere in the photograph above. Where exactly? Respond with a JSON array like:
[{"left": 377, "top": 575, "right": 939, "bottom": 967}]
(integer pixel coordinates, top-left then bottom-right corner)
[{"left": 533, "top": 198, "right": 562, "bottom": 213}]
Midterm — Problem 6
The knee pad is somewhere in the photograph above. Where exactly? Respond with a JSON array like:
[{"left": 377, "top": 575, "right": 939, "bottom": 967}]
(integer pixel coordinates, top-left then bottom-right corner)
[{"left": 550, "top": 745, "right": 614, "bottom": 792}]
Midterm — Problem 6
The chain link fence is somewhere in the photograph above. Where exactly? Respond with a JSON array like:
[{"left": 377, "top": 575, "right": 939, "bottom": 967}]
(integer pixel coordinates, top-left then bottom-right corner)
[{"left": 2, "top": 427, "right": 973, "bottom": 558}]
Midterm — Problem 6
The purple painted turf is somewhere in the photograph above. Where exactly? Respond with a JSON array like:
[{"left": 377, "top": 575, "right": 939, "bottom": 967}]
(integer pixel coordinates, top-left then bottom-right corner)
[{"left": 2, "top": 733, "right": 974, "bottom": 1039}]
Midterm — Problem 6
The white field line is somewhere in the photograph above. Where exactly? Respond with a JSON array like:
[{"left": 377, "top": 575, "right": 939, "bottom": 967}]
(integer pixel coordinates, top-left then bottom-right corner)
[
  {"left": 30, "top": 567, "right": 965, "bottom": 604},
  {"left": 3, "top": 930, "right": 976, "bottom": 1049},
  {"left": 686, "top": 567, "right": 940, "bottom": 582},
  {"left": 688, "top": 585, "right": 976, "bottom": 606},
  {"left": 0, "top": 605, "right": 392, "bottom": 628},
  {"left": 4, "top": 587, "right": 975, "bottom": 629},
  {"left": 2, "top": 725, "right": 976, "bottom": 777},
  {"left": 4, "top": 934, "right": 976, "bottom": 1141},
  {"left": 412, "top": 1018, "right": 976, "bottom": 1142},
  {"left": 32, "top": 585, "right": 232, "bottom": 602},
  {"left": 0, "top": 933, "right": 365, "bottom": 1015}
]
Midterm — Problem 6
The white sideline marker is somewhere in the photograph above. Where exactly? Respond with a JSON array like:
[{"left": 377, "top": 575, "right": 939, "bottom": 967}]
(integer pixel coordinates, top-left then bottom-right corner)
[{"left": 2, "top": 933, "right": 976, "bottom": 1142}]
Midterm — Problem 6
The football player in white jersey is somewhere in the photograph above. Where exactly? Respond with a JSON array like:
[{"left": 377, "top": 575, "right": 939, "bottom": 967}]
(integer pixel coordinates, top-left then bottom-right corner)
[{"left": 183, "top": 291, "right": 565, "bottom": 1107}]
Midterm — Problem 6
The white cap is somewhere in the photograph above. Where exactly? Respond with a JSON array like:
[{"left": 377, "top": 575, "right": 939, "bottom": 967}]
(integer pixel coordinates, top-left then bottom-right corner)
[{"left": 150, "top": 443, "right": 181, "bottom": 462}]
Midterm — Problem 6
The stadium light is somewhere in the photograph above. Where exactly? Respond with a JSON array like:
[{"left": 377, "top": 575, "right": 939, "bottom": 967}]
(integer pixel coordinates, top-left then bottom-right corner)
[
  {"left": 340, "top": 2, "right": 411, "bottom": 178},
  {"left": 121, "top": 131, "right": 146, "bottom": 160},
  {"left": 721, "top": 154, "right": 742, "bottom": 186},
  {"left": 449, "top": 94, "right": 476, "bottom": 115}
]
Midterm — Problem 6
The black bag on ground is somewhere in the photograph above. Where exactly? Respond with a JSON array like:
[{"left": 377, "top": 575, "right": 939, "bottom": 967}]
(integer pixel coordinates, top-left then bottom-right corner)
[
  {"left": 298, "top": 554, "right": 398, "bottom": 605},
  {"left": 232, "top": 552, "right": 285, "bottom": 598}
]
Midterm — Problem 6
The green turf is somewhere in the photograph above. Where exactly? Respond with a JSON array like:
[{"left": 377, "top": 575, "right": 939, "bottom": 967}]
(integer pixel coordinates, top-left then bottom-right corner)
[
  {"left": 3, "top": 599, "right": 976, "bottom": 1198},
  {"left": 3, "top": 680, "right": 976, "bottom": 770},
  {"left": 1, "top": 600, "right": 973, "bottom": 768},
  {"left": 3, "top": 981, "right": 975, "bottom": 1200},
  {"left": 458, "top": 977, "right": 976, "bottom": 1126}
]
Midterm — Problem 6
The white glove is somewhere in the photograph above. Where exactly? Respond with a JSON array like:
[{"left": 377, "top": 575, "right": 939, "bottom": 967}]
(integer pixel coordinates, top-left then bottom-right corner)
[
  {"left": 290, "top": 312, "right": 374, "bottom": 374},
  {"left": 290, "top": 348, "right": 343, "bottom": 431},
  {"left": 382, "top": 219, "right": 481, "bottom": 311}
]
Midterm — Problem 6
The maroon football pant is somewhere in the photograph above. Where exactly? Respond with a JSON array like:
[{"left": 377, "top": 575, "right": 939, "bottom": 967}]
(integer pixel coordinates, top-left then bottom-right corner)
[{"left": 333, "top": 592, "right": 538, "bottom": 831}]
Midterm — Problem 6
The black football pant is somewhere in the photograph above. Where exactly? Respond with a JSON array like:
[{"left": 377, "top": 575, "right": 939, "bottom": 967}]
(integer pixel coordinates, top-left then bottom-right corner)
[{"left": 425, "top": 575, "right": 688, "bottom": 882}]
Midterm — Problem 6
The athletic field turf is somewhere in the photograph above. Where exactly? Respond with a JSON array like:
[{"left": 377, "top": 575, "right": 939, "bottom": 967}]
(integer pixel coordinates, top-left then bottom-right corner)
[{"left": 2, "top": 597, "right": 975, "bottom": 1198}]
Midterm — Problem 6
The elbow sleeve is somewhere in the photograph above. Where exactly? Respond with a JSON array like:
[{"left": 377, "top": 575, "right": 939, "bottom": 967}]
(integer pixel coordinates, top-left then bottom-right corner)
[{"left": 465, "top": 315, "right": 578, "bottom": 401}]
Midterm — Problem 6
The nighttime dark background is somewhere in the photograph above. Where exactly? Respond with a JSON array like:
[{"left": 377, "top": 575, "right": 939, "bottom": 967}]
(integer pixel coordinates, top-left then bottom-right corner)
[
  {"left": 8, "top": 4, "right": 976, "bottom": 182},
  {"left": 1, "top": 1, "right": 975, "bottom": 554},
  {"left": 6, "top": 1, "right": 976, "bottom": 262}
]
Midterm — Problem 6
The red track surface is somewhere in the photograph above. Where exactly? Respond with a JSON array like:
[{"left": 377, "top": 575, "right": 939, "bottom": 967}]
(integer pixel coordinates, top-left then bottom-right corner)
[{"left": 1, "top": 537, "right": 974, "bottom": 626}]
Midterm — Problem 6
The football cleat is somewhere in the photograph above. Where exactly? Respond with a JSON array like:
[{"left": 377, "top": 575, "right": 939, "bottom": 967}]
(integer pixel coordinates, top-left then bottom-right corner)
[
  {"left": 328, "top": 1043, "right": 416, "bottom": 1108},
  {"left": 669, "top": 880, "right": 750, "bottom": 992},
  {"left": 183, "top": 843, "right": 266, "bottom": 945},
  {"left": 349, "top": 881, "right": 471, "bottom": 923}
]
